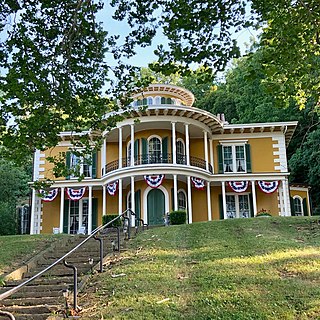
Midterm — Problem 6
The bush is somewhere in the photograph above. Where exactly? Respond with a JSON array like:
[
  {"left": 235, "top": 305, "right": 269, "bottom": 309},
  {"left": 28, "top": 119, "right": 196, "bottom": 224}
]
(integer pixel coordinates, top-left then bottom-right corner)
[
  {"left": 102, "top": 214, "right": 122, "bottom": 227},
  {"left": 169, "top": 210, "right": 186, "bottom": 225},
  {"left": 256, "top": 209, "right": 272, "bottom": 218}
]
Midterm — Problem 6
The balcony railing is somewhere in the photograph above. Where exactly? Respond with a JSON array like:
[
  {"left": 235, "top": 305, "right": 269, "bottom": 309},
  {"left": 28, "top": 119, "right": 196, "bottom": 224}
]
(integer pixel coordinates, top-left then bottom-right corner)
[{"left": 105, "top": 153, "right": 213, "bottom": 174}]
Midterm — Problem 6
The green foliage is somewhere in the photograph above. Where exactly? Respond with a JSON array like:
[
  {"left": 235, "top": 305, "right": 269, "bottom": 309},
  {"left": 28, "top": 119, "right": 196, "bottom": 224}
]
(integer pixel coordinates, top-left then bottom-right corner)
[
  {"left": 102, "top": 214, "right": 122, "bottom": 227},
  {"left": 169, "top": 210, "right": 186, "bottom": 225},
  {"left": 0, "top": 160, "right": 30, "bottom": 235}
]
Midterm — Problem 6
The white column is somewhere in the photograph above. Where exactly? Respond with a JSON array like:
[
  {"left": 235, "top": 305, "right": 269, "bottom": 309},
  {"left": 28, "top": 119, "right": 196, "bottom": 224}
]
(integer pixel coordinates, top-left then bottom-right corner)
[
  {"left": 131, "top": 176, "right": 135, "bottom": 226},
  {"left": 172, "top": 122, "right": 176, "bottom": 164},
  {"left": 222, "top": 181, "right": 227, "bottom": 219},
  {"left": 185, "top": 124, "right": 190, "bottom": 166},
  {"left": 102, "top": 185, "right": 106, "bottom": 216},
  {"left": 187, "top": 176, "right": 192, "bottom": 223},
  {"left": 282, "top": 179, "right": 290, "bottom": 216},
  {"left": 173, "top": 174, "right": 178, "bottom": 211},
  {"left": 251, "top": 181, "right": 257, "bottom": 217},
  {"left": 130, "top": 124, "right": 135, "bottom": 166},
  {"left": 118, "top": 178, "right": 123, "bottom": 215},
  {"left": 88, "top": 186, "right": 93, "bottom": 234},
  {"left": 102, "top": 137, "right": 106, "bottom": 176},
  {"left": 207, "top": 181, "right": 212, "bottom": 221},
  {"left": 118, "top": 127, "right": 123, "bottom": 169},
  {"left": 278, "top": 184, "right": 284, "bottom": 216},
  {"left": 59, "top": 187, "right": 65, "bottom": 233},
  {"left": 30, "top": 188, "right": 36, "bottom": 234},
  {"left": 209, "top": 139, "right": 214, "bottom": 173},
  {"left": 204, "top": 131, "right": 209, "bottom": 171}
]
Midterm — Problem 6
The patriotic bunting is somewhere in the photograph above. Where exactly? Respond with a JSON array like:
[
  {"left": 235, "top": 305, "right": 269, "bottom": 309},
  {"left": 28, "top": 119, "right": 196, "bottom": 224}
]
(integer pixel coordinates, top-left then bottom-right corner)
[
  {"left": 66, "top": 187, "right": 86, "bottom": 201},
  {"left": 107, "top": 180, "right": 118, "bottom": 196},
  {"left": 257, "top": 181, "right": 279, "bottom": 194},
  {"left": 144, "top": 175, "right": 165, "bottom": 188},
  {"left": 191, "top": 177, "right": 205, "bottom": 190},
  {"left": 39, "top": 188, "right": 59, "bottom": 202},
  {"left": 228, "top": 181, "right": 248, "bottom": 193}
]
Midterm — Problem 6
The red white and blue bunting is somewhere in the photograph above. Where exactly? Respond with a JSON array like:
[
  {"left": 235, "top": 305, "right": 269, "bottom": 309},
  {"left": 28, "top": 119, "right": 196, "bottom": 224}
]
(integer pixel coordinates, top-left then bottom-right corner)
[
  {"left": 144, "top": 175, "right": 165, "bottom": 188},
  {"left": 107, "top": 180, "right": 118, "bottom": 196},
  {"left": 258, "top": 181, "right": 279, "bottom": 194},
  {"left": 66, "top": 187, "right": 86, "bottom": 201},
  {"left": 39, "top": 188, "right": 59, "bottom": 202},
  {"left": 228, "top": 181, "right": 248, "bottom": 193},
  {"left": 191, "top": 177, "right": 205, "bottom": 190}
]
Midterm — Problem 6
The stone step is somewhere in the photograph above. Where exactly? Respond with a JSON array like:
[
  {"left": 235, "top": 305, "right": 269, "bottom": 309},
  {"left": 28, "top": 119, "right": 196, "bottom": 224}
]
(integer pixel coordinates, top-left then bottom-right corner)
[
  {"left": 4, "top": 276, "right": 73, "bottom": 287},
  {"left": 23, "top": 266, "right": 91, "bottom": 278},
  {"left": 1, "top": 296, "right": 61, "bottom": 307},
  {"left": 13, "top": 313, "right": 53, "bottom": 320},
  {"left": 0, "top": 284, "right": 67, "bottom": 295},
  {"left": 2, "top": 304, "right": 57, "bottom": 315}
]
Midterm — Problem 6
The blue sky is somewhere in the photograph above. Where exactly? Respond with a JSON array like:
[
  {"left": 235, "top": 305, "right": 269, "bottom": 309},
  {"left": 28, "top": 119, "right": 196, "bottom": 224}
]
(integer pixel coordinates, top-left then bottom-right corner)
[{"left": 98, "top": 3, "right": 259, "bottom": 69}]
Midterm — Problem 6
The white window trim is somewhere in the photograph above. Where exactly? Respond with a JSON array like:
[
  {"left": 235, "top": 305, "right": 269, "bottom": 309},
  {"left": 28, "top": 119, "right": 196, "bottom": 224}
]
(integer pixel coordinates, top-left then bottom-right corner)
[
  {"left": 68, "top": 198, "right": 89, "bottom": 234},
  {"left": 225, "top": 193, "right": 251, "bottom": 219},
  {"left": 70, "top": 152, "right": 93, "bottom": 179},
  {"left": 293, "top": 195, "right": 304, "bottom": 215},
  {"left": 219, "top": 140, "right": 248, "bottom": 145},
  {"left": 222, "top": 144, "right": 247, "bottom": 173},
  {"left": 147, "top": 135, "right": 162, "bottom": 154},
  {"left": 177, "top": 189, "right": 187, "bottom": 211},
  {"left": 176, "top": 138, "right": 185, "bottom": 155}
]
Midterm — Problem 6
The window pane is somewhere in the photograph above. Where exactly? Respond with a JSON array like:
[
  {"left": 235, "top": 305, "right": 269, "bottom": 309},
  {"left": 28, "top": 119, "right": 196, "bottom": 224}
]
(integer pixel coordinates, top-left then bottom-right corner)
[
  {"left": 82, "top": 200, "right": 89, "bottom": 233},
  {"left": 176, "top": 140, "right": 185, "bottom": 164},
  {"left": 294, "top": 198, "right": 302, "bottom": 215},
  {"left": 147, "top": 97, "right": 153, "bottom": 105},
  {"left": 223, "top": 146, "right": 233, "bottom": 172},
  {"left": 148, "top": 137, "right": 161, "bottom": 163},
  {"left": 235, "top": 146, "right": 246, "bottom": 172},
  {"left": 239, "top": 195, "right": 250, "bottom": 218},
  {"left": 70, "top": 201, "right": 79, "bottom": 234},
  {"left": 226, "top": 195, "right": 236, "bottom": 218},
  {"left": 178, "top": 191, "right": 186, "bottom": 210}
]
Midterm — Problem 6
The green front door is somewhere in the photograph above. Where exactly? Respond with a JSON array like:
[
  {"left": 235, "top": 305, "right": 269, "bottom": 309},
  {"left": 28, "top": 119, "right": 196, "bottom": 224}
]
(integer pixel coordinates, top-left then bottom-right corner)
[{"left": 147, "top": 189, "right": 165, "bottom": 225}]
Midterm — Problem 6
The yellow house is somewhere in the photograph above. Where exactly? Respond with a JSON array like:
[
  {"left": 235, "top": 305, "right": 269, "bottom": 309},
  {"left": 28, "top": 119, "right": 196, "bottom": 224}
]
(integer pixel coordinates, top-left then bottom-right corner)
[{"left": 30, "top": 84, "right": 311, "bottom": 234}]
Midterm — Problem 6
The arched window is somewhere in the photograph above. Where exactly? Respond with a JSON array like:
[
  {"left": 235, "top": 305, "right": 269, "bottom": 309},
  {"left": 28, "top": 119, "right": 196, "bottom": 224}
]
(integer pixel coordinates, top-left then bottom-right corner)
[
  {"left": 166, "top": 97, "right": 172, "bottom": 104},
  {"left": 293, "top": 196, "right": 303, "bottom": 216},
  {"left": 176, "top": 139, "right": 185, "bottom": 164},
  {"left": 161, "top": 97, "right": 166, "bottom": 104},
  {"left": 155, "top": 96, "right": 161, "bottom": 105},
  {"left": 178, "top": 190, "right": 187, "bottom": 211},
  {"left": 133, "top": 100, "right": 138, "bottom": 107},
  {"left": 148, "top": 136, "right": 161, "bottom": 163},
  {"left": 147, "top": 97, "right": 153, "bottom": 105},
  {"left": 142, "top": 98, "right": 147, "bottom": 105}
]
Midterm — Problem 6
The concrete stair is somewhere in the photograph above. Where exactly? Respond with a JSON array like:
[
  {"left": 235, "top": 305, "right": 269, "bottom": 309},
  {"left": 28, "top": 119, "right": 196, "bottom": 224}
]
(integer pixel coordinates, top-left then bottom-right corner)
[{"left": 0, "top": 229, "right": 125, "bottom": 320}]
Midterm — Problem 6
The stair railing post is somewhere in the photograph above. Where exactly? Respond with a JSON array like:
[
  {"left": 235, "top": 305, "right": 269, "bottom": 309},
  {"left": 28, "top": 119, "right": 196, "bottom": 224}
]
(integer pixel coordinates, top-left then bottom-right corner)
[
  {"left": 93, "top": 236, "right": 104, "bottom": 273},
  {"left": 63, "top": 260, "right": 78, "bottom": 311},
  {"left": 0, "top": 310, "right": 15, "bottom": 320}
]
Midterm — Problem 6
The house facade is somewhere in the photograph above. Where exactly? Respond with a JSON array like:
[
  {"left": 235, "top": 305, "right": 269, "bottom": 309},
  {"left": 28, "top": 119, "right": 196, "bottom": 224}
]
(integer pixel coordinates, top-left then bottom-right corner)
[{"left": 30, "top": 83, "right": 311, "bottom": 234}]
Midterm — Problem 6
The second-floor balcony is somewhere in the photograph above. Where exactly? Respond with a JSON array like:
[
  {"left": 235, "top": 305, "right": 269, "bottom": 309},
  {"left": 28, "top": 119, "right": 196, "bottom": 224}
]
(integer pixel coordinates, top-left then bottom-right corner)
[{"left": 105, "top": 153, "right": 213, "bottom": 175}]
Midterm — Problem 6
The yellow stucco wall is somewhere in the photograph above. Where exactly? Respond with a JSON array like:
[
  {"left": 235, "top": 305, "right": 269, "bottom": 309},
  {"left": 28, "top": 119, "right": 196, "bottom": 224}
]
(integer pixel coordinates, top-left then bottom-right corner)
[
  {"left": 211, "top": 186, "right": 221, "bottom": 220},
  {"left": 289, "top": 189, "right": 310, "bottom": 215},
  {"left": 42, "top": 197, "right": 61, "bottom": 233},
  {"left": 213, "top": 137, "right": 277, "bottom": 173},
  {"left": 192, "top": 188, "right": 208, "bottom": 222},
  {"left": 190, "top": 138, "right": 204, "bottom": 159},
  {"left": 42, "top": 147, "right": 68, "bottom": 181},
  {"left": 256, "top": 189, "right": 279, "bottom": 216}
]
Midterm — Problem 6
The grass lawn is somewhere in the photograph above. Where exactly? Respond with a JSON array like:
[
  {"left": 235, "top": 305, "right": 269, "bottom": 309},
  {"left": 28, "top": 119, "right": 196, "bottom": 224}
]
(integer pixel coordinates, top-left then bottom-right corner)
[
  {"left": 0, "top": 234, "right": 64, "bottom": 275},
  {"left": 81, "top": 217, "right": 320, "bottom": 320}
]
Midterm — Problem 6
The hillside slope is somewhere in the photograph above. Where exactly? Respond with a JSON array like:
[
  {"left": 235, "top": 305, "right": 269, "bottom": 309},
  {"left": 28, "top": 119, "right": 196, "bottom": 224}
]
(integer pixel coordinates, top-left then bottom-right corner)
[{"left": 81, "top": 217, "right": 320, "bottom": 320}]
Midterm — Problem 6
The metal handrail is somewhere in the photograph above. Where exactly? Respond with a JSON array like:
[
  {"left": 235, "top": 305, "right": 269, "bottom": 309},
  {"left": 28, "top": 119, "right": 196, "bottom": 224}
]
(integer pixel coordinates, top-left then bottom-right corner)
[{"left": 0, "top": 208, "right": 135, "bottom": 302}]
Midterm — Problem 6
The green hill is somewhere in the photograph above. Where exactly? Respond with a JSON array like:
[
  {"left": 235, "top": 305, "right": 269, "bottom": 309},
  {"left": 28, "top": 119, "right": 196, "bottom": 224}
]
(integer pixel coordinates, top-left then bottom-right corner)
[{"left": 81, "top": 217, "right": 320, "bottom": 320}]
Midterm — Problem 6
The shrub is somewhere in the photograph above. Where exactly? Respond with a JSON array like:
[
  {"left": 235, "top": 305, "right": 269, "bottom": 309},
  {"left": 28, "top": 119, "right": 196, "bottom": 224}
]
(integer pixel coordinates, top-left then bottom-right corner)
[
  {"left": 102, "top": 214, "right": 122, "bottom": 227},
  {"left": 169, "top": 210, "right": 186, "bottom": 225}
]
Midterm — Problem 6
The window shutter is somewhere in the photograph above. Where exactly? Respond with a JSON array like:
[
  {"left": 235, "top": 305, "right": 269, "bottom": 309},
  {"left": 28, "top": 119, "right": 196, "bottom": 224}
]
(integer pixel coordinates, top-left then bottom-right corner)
[
  {"left": 245, "top": 144, "right": 252, "bottom": 173},
  {"left": 92, "top": 150, "right": 97, "bottom": 179},
  {"left": 142, "top": 138, "right": 147, "bottom": 164},
  {"left": 134, "top": 139, "right": 139, "bottom": 163},
  {"left": 303, "top": 198, "right": 308, "bottom": 216},
  {"left": 162, "top": 136, "right": 168, "bottom": 163},
  {"left": 249, "top": 194, "right": 254, "bottom": 217},
  {"left": 290, "top": 197, "right": 295, "bottom": 216},
  {"left": 217, "top": 145, "right": 223, "bottom": 173},
  {"left": 66, "top": 151, "right": 71, "bottom": 180},
  {"left": 135, "top": 190, "right": 141, "bottom": 219},
  {"left": 219, "top": 194, "right": 224, "bottom": 220},
  {"left": 63, "top": 199, "right": 69, "bottom": 233},
  {"left": 92, "top": 198, "right": 98, "bottom": 231}
]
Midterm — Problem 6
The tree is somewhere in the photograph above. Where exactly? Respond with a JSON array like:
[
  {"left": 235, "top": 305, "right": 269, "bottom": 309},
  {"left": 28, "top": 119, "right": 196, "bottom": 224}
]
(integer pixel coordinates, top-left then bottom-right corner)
[{"left": 0, "top": 160, "right": 30, "bottom": 235}]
